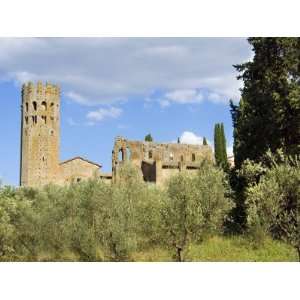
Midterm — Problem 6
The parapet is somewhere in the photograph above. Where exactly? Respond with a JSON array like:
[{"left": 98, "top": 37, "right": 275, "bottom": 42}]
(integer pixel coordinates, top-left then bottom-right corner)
[{"left": 22, "top": 81, "right": 60, "bottom": 99}]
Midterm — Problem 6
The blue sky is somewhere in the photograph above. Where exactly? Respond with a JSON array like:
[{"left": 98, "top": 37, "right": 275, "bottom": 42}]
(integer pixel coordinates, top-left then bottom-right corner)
[{"left": 0, "top": 38, "right": 252, "bottom": 185}]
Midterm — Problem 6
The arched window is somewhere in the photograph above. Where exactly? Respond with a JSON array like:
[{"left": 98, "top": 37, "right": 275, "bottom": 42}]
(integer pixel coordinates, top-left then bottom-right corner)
[
  {"left": 41, "top": 101, "right": 47, "bottom": 110},
  {"left": 25, "top": 116, "right": 28, "bottom": 125},
  {"left": 25, "top": 102, "right": 28, "bottom": 112},
  {"left": 192, "top": 153, "right": 196, "bottom": 162},
  {"left": 32, "top": 101, "right": 37, "bottom": 111},
  {"left": 118, "top": 149, "right": 124, "bottom": 161},
  {"left": 41, "top": 116, "right": 47, "bottom": 124}
]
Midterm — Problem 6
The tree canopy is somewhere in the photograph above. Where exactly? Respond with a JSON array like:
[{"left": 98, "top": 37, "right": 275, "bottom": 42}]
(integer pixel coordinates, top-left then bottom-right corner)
[
  {"left": 231, "top": 38, "right": 300, "bottom": 168},
  {"left": 145, "top": 134, "right": 153, "bottom": 142}
]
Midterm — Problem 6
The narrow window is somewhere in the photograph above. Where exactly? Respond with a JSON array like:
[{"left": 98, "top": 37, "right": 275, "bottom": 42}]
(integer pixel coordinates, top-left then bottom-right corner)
[
  {"left": 32, "top": 116, "right": 37, "bottom": 124},
  {"left": 181, "top": 155, "right": 184, "bottom": 162},
  {"left": 192, "top": 153, "right": 196, "bottom": 162},
  {"left": 118, "top": 149, "right": 124, "bottom": 161},
  {"left": 41, "top": 116, "right": 47, "bottom": 124},
  {"left": 149, "top": 150, "right": 153, "bottom": 159},
  {"left": 41, "top": 101, "right": 47, "bottom": 111},
  {"left": 25, "top": 102, "right": 28, "bottom": 112},
  {"left": 50, "top": 103, "right": 55, "bottom": 114},
  {"left": 25, "top": 116, "right": 28, "bottom": 125},
  {"left": 32, "top": 101, "right": 37, "bottom": 111},
  {"left": 126, "top": 147, "right": 131, "bottom": 160}
]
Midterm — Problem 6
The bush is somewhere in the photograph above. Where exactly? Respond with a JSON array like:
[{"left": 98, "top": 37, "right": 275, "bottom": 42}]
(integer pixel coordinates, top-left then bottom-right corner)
[{"left": 246, "top": 156, "right": 300, "bottom": 260}]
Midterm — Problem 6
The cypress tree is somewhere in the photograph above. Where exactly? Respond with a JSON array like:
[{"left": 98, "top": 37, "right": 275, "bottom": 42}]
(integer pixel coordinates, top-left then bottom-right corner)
[
  {"left": 220, "top": 123, "right": 228, "bottom": 166},
  {"left": 231, "top": 37, "right": 300, "bottom": 168},
  {"left": 214, "top": 123, "right": 228, "bottom": 169},
  {"left": 203, "top": 137, "right": 208, "bottom": 145},
  {"left": 214, "top": 124, "right": 221, "bottom": 165}
]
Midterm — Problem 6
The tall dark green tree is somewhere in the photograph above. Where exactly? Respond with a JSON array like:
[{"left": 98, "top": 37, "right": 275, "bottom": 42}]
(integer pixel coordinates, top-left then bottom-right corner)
[
  {"left": 231, "top": 38, "right": 300, "bottom": 168},
  {"left": 214, "top": 123, "right": 228, "bottom": 168},
  {"left": 214, "top": 124, "right": 221, "bottom": 165},
  {"left": 145, "top": 134, "right": 153, "bottom": 142},
  {"left": 203, "top": 137, "right": 208, "bottom": 145},
  {"left": 220, "top": 123, "right": 228, "bottom": 165}
]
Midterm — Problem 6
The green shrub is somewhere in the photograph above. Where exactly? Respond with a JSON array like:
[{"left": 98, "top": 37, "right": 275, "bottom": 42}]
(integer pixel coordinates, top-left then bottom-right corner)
[
  {"left": 162, "top": 161, "right": 234, "bottom": 261},
  {"left": 246, "top": 156, "right": 300, "bottom": 260}
]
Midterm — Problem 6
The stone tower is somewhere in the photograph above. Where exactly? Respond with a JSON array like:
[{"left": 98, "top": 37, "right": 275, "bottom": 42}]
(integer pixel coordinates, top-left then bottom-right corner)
[{"left": 20, "top": 82, "right": 60, "bottom": 187}]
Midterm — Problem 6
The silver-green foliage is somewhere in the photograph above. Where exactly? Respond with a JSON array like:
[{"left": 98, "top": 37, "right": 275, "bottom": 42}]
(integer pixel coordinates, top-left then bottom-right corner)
[
  {"left": 246, "top": 156, "right": 300, "bottom": 258},
  {"left": 162, "top": 161, "right": 234, "bottom": 261},
  {"left": 106, "top": 162, "right": 166, "bottom": 260}
]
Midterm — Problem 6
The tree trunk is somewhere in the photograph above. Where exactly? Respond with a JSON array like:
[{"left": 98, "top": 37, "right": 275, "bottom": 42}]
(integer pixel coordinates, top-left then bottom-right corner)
[{"left": 176, "top": 247, "right": 182, "bottom": 262}]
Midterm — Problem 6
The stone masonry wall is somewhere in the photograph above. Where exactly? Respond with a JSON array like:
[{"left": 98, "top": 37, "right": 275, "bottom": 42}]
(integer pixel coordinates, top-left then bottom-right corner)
[{"left": 112, "top": 136, "right": 214, "bottom": 185}]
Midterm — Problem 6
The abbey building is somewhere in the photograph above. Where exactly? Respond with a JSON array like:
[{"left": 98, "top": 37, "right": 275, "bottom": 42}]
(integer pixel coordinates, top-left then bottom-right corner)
[{"left": 20, "top": 82, "right": 214, "bottom": 187}]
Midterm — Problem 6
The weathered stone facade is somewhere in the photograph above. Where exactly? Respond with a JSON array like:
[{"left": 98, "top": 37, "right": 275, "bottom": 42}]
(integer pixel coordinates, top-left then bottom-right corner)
[
  {"left": 20, "top": 82, "right": 214, "bottom": 187},
  {"left": 20, "top": 82, "right": 105, "bottom": 187},
  {"left": 59, "top": 157, "right": 102, "bottom": 184},
  {"left": 112, "top": 136, "right": 214, "bottom": 186}
]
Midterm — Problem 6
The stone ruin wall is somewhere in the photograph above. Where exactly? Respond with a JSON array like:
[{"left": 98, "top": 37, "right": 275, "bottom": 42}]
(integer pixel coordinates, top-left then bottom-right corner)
[{"left": 112, "top": 136, "right": 214, "bottom": 186}]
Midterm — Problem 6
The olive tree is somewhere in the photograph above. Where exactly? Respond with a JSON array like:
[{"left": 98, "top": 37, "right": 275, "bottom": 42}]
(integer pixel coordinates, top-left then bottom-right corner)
[
  {"left": 162, "top": 161, "right": 234, "bottom": 262},
  {"left": 0, "top": 187, "right": 18, "bottom": 260},
  {"left": 246, "top": 157, "right": 300, "bottom": 260}
]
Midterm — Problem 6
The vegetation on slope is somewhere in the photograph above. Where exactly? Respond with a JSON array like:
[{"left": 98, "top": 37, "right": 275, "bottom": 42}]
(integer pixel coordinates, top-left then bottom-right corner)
[{"left": 0, "top": 158, "right": 298, "bottom": 262}]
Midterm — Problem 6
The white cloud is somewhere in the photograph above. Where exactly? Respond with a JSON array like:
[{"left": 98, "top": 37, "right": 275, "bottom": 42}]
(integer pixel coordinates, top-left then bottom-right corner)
[
  {"left": 207, "top": 92, "right": 223, "bottom": 103},
  {"left": 86, "top": 107, "right": 122, "bottom": 124},
  {"left": 66, "top": 91, "right": 91, "bottom": 105},
  {"left": 177, "top": 131, "right": 211, "bottom": 145},
  {"left": 164, "top": 89, "right": 203, "bottom": 104},
  {"left": 159, "top": 99, "right": 170, "bottom": 108},
  {"left": 142, "top": 45, "right": 188, "bottom": 57},
  {"left": 0, "top": 38, "right": 251, "bottom": 105}
]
